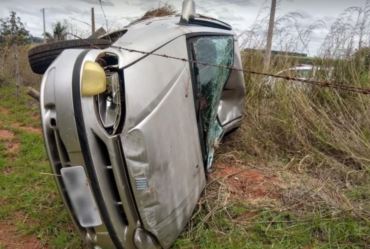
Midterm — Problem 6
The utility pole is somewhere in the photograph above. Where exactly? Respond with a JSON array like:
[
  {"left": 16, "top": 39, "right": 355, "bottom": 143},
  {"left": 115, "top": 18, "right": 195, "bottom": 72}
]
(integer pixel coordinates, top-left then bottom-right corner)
[
  {"left": 42, "top": 8, "right": 46, "bottom": 43},
  {"left": 263, "top": 0, "right": 277, "bottom": 71},
  {"left": 91, "top": 7, "right": 96, "bottom": 35}
]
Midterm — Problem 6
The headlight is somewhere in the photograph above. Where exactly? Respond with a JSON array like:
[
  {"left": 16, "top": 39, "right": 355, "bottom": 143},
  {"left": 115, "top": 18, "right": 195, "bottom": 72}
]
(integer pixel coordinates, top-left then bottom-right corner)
[
  {"left": 81, "top": 61, "right": 107, "bottom": 96},
  {"left": 96, "top": 71, "right": 123, "bottom": 134},
  {"left": 81, "top": 53, "right": 123, "bottom": 135}
]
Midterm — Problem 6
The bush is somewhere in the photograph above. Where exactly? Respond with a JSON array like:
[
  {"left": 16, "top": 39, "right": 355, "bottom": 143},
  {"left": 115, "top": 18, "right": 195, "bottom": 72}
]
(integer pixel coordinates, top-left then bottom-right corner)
[{"left": 234, "top": 52, "right": 370, "bottom": 190}]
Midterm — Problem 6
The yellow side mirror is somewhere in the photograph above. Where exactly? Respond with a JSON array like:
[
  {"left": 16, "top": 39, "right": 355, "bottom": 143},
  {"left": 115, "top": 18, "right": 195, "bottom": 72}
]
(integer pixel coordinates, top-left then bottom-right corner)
[{"left": 81, "top": 61, "right": 107, "bottom": 96}]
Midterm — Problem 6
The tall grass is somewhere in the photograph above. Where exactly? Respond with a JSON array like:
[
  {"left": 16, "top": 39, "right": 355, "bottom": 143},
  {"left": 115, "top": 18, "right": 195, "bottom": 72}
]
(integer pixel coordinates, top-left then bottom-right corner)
[
  {"left": 223, "top": 51, "right": 370, "bottom": 218},
  {"left": 175, "top": 52, "right": 370, "bottom": 248},
  {"left": 0, "top": 45, "right": 41, "bottom": 88}
]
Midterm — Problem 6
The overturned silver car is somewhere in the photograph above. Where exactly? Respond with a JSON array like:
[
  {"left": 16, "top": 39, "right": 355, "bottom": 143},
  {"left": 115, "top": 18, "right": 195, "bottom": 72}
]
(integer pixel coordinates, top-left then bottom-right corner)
[{"left": 35, "top": 1, "right": 245, "bottom": 248}]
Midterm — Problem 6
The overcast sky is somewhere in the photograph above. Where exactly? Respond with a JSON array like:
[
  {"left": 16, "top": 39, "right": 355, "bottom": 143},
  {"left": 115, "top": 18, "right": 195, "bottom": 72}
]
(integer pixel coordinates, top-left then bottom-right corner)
[{"left": 0, "top": 0, "right": 367, "bottom": 55}]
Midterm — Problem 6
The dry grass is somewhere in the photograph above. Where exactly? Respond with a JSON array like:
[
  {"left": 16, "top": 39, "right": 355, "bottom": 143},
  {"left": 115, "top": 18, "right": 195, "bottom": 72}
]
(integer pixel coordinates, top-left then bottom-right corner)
[
  {"left": 214, "top": 52, "right": 370, "bottom": 220},
  {"left": 0, "top": 45, "right": 41, "bottom": 88},
  {"left": 132, "top": 4, "right": 177, "bottom": 24},
  {"left": 172, "top": 52, "right": 370, "bottom": 248}
]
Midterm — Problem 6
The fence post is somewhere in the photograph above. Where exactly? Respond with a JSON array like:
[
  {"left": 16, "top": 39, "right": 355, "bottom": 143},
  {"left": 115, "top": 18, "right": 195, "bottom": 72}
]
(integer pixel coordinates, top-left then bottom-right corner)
[
  {"left": 13, "top": 44, "right": 21, "bottom": 97},
  {"left": 0, "top": 48, "right": 4, "bottom": 75}
]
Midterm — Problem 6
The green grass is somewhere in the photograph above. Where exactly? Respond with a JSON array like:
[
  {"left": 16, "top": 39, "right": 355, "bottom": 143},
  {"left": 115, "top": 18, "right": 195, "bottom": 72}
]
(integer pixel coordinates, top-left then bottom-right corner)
[
  {"left": 0, "top": 86, "right": 40, "bottom": 127},
  {"left": 174, "top": 192, "right": 369, "bottom": 249},
  {"left": 0, "top": 86, "right": 81, "bottom": 248},
  {"left": 0, "top": 83, "right": 369, "bottom": 249}
]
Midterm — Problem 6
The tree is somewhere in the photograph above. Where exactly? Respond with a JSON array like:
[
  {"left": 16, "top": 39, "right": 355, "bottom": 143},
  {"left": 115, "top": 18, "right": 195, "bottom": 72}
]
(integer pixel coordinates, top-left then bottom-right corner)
[
  {"left": 0, "top": 11, "right": 30, "bottom": 96},
  {"left": 263, "top": 0, "right": 277, "bottom": 71},
  {"left": 0, "top": 11, "right": 30, "bottom": 45},
  {"left": 45, "top": 21, "right": 68, "bottom": 42}
]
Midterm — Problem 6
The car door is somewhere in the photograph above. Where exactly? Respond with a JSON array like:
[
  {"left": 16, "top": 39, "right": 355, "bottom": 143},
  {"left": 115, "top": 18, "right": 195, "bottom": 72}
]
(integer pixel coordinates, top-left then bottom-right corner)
[{"left": 120, "top": 36, "right": 206, "bottom": 249}]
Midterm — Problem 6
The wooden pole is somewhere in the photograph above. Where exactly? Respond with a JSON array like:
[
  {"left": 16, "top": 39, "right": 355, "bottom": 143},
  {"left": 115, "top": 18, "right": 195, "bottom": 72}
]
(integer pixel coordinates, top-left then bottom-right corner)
[
  {"left": 263, "top": 0, "right": 277, "bottom": 71},
  {"left": 91, "top": 8, "right": 96, "bottom": 35},
  {"left": 0, "top": 47, "right": 4, "bottom": 74},
  {"left": 14, "top": 44, "right": 20, "bottom": 97},
  {"left": 42, "top": 8, "right": 46, "bottom": 43}
]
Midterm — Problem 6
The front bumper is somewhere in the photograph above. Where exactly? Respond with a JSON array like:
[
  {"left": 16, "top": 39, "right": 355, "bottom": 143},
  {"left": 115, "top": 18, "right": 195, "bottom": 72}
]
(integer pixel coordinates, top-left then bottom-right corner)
[{"left": 40, "top": 49, "right": 159, "bottom": 249}]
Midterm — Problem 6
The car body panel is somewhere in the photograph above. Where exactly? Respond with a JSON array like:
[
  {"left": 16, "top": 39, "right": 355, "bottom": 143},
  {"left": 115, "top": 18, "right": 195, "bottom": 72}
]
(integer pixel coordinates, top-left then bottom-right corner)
[
  {"left": 218, "top": 39, "right": 245, "bottom": 132},
  {"left": 265, "top": 64, "right": 334, "bottom": 90}
]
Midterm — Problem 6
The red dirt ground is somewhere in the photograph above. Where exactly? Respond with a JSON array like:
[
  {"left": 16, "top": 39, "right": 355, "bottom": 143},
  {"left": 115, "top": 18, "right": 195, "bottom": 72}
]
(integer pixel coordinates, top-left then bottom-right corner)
[
  {"left": 0, "top": 107, "right": 41, "bottom": 135},
  {"left": 211, "top": 163, "right": 282, "bottom": 201},
  {"left": 0, "top": 107, "right": 10, "bottom": 115},
  {"left": 5, "top": 141, "right": 20, "bottom": 155},
  {"left": 0, "top": 130, "right": 14, "bottom": 141},
  {"left": 0, "top": 221, "right": 45, "bottom": 249},
  {"left": 16, "top": 125, "right": 41, "bottom": 135},
  {"left": 0, "top": 129, "right": 20, "bottom": 156}
]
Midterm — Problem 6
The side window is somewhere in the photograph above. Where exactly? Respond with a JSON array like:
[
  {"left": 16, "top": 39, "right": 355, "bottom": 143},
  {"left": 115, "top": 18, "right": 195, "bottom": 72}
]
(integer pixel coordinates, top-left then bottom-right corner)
[{"left": 188, "top": 35, "right": 234, "bottom": 167}]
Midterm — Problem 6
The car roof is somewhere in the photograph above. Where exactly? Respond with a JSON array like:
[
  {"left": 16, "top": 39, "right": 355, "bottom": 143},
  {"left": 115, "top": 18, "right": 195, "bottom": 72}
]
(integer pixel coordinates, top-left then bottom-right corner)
[{"left": 104, "top": 15, "right": 235, "bottom": 67}]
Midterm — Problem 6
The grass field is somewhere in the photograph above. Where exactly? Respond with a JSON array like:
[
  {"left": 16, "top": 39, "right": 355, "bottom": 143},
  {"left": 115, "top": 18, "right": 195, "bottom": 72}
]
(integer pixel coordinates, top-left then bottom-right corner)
[
  {"left": 0, "top": 86, "right": 81, "bottom": 248},
  {"left": 0, "top": 71, "right": 369, "bottom": 249}
]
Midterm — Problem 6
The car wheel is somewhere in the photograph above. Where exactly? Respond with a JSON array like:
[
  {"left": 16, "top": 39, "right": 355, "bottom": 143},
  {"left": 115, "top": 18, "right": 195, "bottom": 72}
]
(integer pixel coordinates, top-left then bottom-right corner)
[{"left": 28, "top": 39, "right": 112, "bottom": 75}]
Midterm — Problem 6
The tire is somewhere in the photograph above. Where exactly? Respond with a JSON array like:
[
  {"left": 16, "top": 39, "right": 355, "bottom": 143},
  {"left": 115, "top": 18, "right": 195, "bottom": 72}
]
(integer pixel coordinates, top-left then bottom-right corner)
[{"left": 28, "top": 39, "right": 112, "bottom": 75}]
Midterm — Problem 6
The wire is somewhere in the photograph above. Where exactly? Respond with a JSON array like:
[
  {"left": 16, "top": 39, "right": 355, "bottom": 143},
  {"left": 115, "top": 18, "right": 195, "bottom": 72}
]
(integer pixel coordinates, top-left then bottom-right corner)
[
  {"left": 61, "top": 34, "right": 370, "bottom": 95},
  {"left": 70, "top": 17, "right": 91, "bottom": 27},
  {"left": 99, "top": 0, "right": 110, "bottom": 37},
  {"left": 109, "top": 44, "right": 370, "bottom": 95}
]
